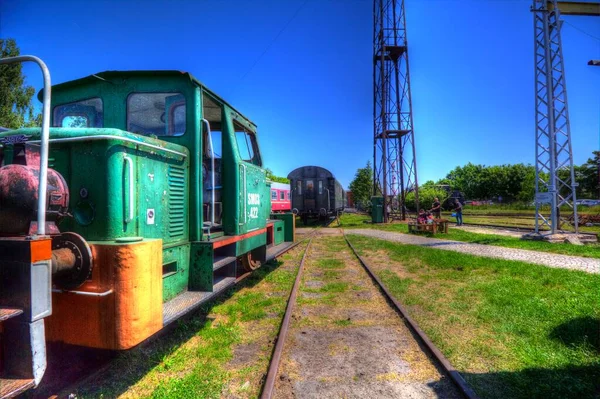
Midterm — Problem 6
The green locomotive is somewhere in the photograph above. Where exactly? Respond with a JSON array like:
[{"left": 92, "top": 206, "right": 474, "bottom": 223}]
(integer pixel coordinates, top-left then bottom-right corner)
[{"left": 0, "top": 65, "right": 295, "bottom": 397}]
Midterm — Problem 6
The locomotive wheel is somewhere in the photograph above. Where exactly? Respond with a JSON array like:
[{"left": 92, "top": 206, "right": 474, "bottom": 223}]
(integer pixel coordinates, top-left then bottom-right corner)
[{"left": 241, "top": 251, "right": 262, "bottom": 272}]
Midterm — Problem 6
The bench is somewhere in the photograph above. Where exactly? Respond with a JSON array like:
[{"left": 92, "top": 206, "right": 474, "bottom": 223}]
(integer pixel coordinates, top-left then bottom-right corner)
[{"left": 408, "top": 219, "right": 449, "bottom": 234}]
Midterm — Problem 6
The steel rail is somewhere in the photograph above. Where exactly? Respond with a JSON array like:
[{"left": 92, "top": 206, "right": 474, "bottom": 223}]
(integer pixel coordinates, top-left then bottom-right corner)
[
  {"left": 260, "top": 238, "right": 312, "bottom": 399},
  {"left": 343, "top": 231, "right": 480, "bottom": 399}
]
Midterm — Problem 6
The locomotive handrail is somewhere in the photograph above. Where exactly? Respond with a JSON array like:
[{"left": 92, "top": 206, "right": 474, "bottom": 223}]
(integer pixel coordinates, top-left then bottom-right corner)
[
  {"left": 52, "top": 288, "right": 113, "bottom": 297},
  {"left": 124, "top": 156, "right": 135, "bottom": 223},
  {"left": 0, "top": 55, "right": 51, "bottom": 236},
  {"left": 202, "top": 119, "right": 216, "bottom": 233},
  {"left": 242, "top": 163, "right": 248, "bottom": 225}
]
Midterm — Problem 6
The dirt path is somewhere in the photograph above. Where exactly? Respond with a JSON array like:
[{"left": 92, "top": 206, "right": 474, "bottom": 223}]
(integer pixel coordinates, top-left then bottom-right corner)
[
  {"left": 347, "top": 228, "right": 600, "bottom": 274},
  {"left": 273, "top": 230, "right": 460, "bottom": 399}
]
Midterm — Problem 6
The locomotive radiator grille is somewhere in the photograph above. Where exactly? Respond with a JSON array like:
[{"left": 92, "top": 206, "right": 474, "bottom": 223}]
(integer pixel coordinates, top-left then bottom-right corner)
[{"left": 168, "top": 165, "right": 185, "bottom": 237}]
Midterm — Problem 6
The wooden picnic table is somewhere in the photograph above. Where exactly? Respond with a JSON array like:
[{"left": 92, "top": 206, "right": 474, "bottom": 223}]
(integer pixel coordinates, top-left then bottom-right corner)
[{"left": 408, "top": 218, "right": 449, "bottom": 234}]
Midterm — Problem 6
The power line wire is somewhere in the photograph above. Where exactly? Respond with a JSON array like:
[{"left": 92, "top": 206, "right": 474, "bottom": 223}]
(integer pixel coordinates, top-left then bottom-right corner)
[
  {"left": 237, "top": 0, "right": 309, "bottom": 84},
  {"left": 563, "top": 20, "right": 600, "bottom": 42}
]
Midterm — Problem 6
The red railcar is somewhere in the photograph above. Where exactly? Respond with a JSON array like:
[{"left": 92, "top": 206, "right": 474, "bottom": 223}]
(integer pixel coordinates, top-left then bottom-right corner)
[{"left": 271, "top": 182, "right": 291, "bottom": 213}]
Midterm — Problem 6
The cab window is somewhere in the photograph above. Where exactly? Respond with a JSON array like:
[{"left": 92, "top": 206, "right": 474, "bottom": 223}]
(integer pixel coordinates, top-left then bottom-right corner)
[
  {"left": 53, "top": 98, "right": 103, "bottom": 128},
  {"left": 127, "top": 92, "right": 186, "bottom": 136},
  {"left": 234, "top": 121, "right": 261, "bottom": 166}
]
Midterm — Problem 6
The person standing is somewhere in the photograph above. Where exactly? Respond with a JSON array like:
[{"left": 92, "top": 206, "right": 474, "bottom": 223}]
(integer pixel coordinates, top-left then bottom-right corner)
[
  {"left": 430, "top": 197, "right": 441, "bottom": 219},
  {"left": 453, "top": 199, "right": 463, "bottom": 226}
]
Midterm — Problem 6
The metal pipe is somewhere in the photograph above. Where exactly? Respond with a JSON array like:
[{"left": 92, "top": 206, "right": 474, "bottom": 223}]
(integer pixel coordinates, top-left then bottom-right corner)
[
  {"left": 202, "top": 119, "right": 215, "bottom": 234},
  {"left": 30, "top": 135, "right": 187, "bottom": 158},
  {"left": 52, "top": 288, "right": 113, "bottom": 297},
  {"left": 0, "top": 56, "right": 51, "bottom": 236}
]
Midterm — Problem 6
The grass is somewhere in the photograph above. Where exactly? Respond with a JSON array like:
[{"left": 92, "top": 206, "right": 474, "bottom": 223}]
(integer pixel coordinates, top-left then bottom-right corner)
[
  {"left": 336, "top": 213, "right": 600, "bottom": 259},
  {"left": 73, "top": 250, "right": 303, "bottom": 399},
  {"left": 346, "top": 234, "right": 600, "bottom": 399}
]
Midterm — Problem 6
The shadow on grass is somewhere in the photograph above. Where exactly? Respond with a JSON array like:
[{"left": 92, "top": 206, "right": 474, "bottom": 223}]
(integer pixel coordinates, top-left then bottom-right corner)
[
  {"left": 462, "top": 363, "right": 600, "bottom": 399},
  {"left": 549, "top": 316, "right": 600, "bottom": 353},
  {"left": 33, "top": 258, "right": 288, "bottom": 398}
]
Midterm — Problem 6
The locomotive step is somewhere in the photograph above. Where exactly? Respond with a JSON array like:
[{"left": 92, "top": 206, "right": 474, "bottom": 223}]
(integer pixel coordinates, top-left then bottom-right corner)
[
  {"left": 0, "top": 307, "right": 23, "bottom": 322},
  {"left": 162, "top": 277, "right": 236, "bottom": 326},
  {"left": 0, "top": 377, "right": 35, "bottom": 399},
  {"left": 266, "top": 241, "right": 295, "bottom": 262},
  {"left": 213, "top": 256, "right": 237, "bottom": 271}
]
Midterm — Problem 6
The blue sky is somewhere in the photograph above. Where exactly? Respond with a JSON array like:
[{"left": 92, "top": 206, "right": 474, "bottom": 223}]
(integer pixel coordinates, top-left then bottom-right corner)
[{"left": 1, "top": 0, "right": 599, "bottom": 189}]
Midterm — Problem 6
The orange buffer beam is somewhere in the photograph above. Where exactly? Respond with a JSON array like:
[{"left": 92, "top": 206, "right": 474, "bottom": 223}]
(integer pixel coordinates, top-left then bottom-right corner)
[{"left": 46, "top": 239, "right": 163, "bottom": 350}]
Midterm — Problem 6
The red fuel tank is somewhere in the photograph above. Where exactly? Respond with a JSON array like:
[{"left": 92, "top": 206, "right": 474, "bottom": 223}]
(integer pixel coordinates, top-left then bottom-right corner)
[{"left": 0, "top": 164, "right": 69, "bottom": 235}]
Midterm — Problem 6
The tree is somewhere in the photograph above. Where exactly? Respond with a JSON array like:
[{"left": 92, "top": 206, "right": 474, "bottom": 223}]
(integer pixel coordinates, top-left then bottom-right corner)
[
  {"left": 265, "top": 168, "right": 289, "bottom": 184},
  {"left": 349, "top": 161, "right": 373, "bottom": 210},
  {"left": 0, "top": 38, "right": 41, "bottom": 129}
]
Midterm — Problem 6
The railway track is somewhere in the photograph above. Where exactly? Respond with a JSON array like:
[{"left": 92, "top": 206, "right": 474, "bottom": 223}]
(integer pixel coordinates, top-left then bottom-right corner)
[{"left": 260, "top": 230, "right": 479, "bottom": 399}]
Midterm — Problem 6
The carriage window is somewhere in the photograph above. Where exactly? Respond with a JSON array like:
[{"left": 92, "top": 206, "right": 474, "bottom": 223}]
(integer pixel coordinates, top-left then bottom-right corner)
[
  {"left": 318, "top": 181, "right": 323, "bottom": 195},
  {"left": 271, "top": 190, "right": 277, "bottom": 200},
  {"left": 127, "top": 92, "right": 186, "bottom": 136},
  {"left": 53, "top": 98, "right": 103, "bottom": 128},
  {"left": 286, "top": 192, "right": 291, "bottom": 200},
  {"left": 280, "top": 191, "right": 285, "bottom": 200},
  {"left": 234, "top": 122, "right": 261, "bottom": 166},
  {"left": 297, "top": 181, "right": 302, "bottom": 195}
]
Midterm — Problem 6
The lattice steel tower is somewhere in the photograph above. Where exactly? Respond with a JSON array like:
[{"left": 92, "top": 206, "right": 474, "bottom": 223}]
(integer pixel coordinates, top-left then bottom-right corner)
[
  {"left": 373, "top": 0, "right": 419, "bottom": 222},
  {"left": 532, "top": 0, "right": 579, "bottom": 234}
]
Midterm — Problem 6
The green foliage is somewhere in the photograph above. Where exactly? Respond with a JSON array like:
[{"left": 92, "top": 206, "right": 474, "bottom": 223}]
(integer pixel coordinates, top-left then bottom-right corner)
[
  {"left": 571, "top": 151, "right": 599, "bottom": 199},
  {"left": 0, "top": 39, "right": 41, "bottom": 129},
  {"left": 349, "top": 161, "right": 373, "bottom": 209},
  {"left": 405, "top": 186, "right": 447, "bottom": 211},
  {"left": 265, "top": 168, "right": 289, "bottom": 183},
  {"left": 443, "top": 162, "right": 537, "bottom": 202}
]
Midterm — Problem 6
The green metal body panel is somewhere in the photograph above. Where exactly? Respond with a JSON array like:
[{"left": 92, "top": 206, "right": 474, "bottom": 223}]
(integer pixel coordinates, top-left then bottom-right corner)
[
  {"left": 371, "top": 196, "right": 384, "bottom": 223},
  {"left": 236, "top": 233, "right": 266, "bottom": 257},
  {"left": 189, "top": 242, "right": 214, "bottom": 292},
  {"left": 162, "top": 244, "right": 190, "bottom": 302},
  {"left": 271, "top": 213, "right": 296, "bottom": 242}
]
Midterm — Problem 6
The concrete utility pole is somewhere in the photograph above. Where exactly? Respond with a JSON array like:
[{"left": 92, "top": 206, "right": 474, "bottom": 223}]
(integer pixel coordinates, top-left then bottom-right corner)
[
  {"left": 373, "top": 0, "right": 419, "bottom": 223},
  {"left": 531, "top": 0, "right": 600, "bottom": 235}
]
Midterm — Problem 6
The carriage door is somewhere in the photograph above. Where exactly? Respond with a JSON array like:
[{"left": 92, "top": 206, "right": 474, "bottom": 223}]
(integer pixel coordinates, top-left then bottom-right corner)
[{"left": 304, "top": 180, "right": 316, "bottom": 211}]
